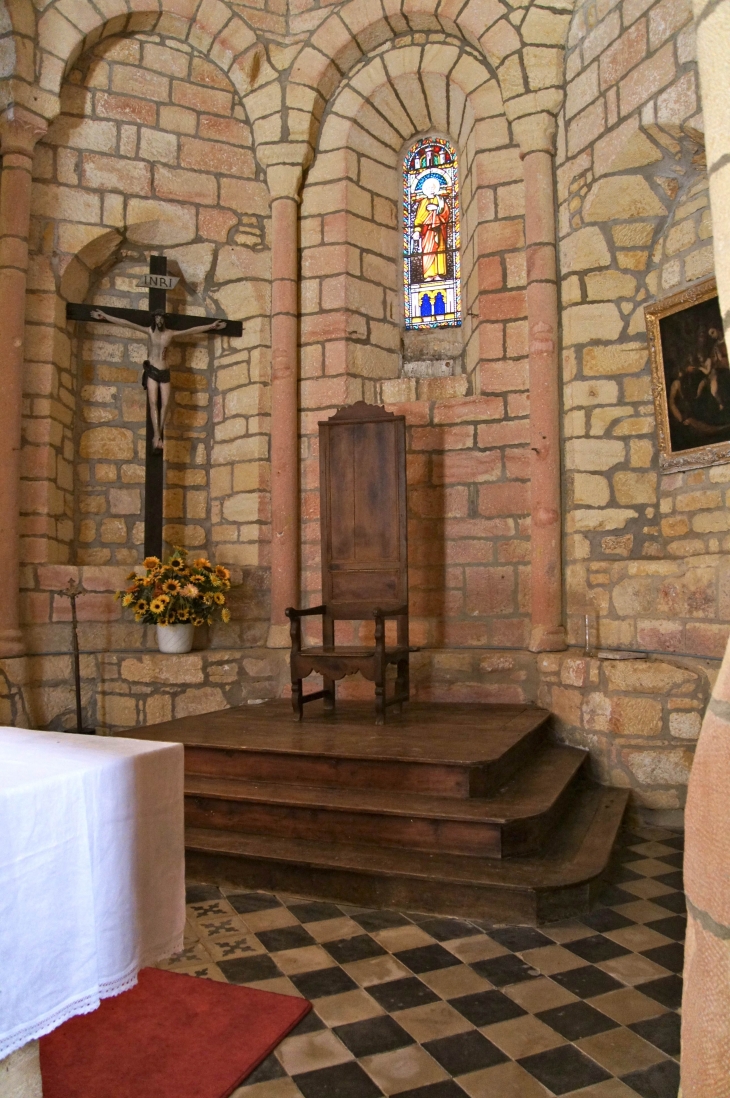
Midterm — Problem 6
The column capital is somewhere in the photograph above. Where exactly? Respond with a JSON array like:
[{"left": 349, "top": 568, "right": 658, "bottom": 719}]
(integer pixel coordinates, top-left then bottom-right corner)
[
  {"left": 266, "top": 163, "right": 303, "bottom": 202},
  {"left": 0, "top": 109, "right": 48, "bottom": 158},
  {"left": 512, "top": 112, "right": 557, "bottom": 159}
]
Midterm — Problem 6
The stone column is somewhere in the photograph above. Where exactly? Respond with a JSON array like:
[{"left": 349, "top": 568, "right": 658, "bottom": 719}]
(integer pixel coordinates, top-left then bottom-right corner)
[
  {"left": 0, "top": 111, "right": 47, "bottom": 659},
  {"left": 513, "top": 113, "right": 566, "bottom": 653},
  {"left": 266, "top": 165, "right": 302, "bottom": 648},
  {"left": 682, "top": 7, "right": 730, "bottom": 1095}
]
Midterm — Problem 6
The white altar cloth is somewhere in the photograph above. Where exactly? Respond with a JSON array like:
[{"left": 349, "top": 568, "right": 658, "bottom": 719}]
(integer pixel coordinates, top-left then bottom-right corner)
[{"left": 0, "top": 728, "right": 185, "bottom": 1059}]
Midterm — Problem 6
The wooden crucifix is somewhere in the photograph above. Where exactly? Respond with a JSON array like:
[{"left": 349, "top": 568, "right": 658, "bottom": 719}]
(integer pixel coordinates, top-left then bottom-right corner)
[{"left": 67, "top": 255, "right": 242, "bottom": 558}]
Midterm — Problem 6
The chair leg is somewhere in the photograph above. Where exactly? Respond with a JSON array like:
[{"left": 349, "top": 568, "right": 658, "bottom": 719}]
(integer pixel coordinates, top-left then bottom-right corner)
[
  {"left": 375, "top": 668, "right": 386, "bottom": 725},
  {"left": 291, "top": 679, "right": 304, "bottom": 721},
  {"left": 395, "top": 658, "right": 409, "bottom": 713},
  {"left": 323, "top": 677, "right": 336, "bottom": 712}
]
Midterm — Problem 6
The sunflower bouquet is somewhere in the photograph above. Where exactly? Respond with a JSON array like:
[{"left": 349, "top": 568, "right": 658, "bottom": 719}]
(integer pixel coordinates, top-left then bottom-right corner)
[{"left": 117, "top": 548, "right": 231, "bottom": 626}]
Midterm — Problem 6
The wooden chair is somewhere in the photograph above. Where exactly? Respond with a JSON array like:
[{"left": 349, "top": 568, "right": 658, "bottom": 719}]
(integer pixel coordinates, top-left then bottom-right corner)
[{"left": 286, "top": 401, "right": 412, "bottom": 724}]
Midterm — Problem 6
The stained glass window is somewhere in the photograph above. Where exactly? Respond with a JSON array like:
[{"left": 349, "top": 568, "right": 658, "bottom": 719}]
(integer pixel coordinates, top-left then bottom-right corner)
[{"left": 403, "top": 138, "right": 461, "bottom": 330}]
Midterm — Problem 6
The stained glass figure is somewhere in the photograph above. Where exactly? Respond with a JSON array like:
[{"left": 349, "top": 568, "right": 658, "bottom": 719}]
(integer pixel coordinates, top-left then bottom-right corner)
[{"left": 403, "top": 138, "right": 461, "bottom": 330}]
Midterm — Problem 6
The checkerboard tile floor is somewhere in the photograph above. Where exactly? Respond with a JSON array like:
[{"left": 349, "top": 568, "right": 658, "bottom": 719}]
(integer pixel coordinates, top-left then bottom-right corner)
[{"left": 162, "top": 825, "right": 684, "bottom": 1098}]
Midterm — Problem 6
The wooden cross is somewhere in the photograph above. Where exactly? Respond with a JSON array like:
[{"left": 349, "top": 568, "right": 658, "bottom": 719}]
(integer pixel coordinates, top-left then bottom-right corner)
[{"left": 67, "top": 254, "right": 242, "bottom": 558}]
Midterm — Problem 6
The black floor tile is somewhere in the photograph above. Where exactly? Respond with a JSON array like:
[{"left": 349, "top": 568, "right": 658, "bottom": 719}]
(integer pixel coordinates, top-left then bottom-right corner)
[
  {"left": 244, "top": 1053, "right": 287, "bottom": 1085},
  {"left": 655, "top": 871, "right": 684, "bottom": 891},
  {"left": 644, "top": 916, "right": 687, "bottom": 942},
  {"left": 290, "top": 966, "right": 358, "bottom": 999},
  {"left": 537, "top": 1001, "right": 618, "bottom": 1041},
  {"left": 368, "top": 977, "right": 440, "bottom": 1012},
  {"left": 227, "top": 891, "right": 282, "bottom": 914},
  {"left": 294, "top": 1061, "right": 384, "bottom": 1098},
  {"left": 288, "top": 1010, "right": 325, "bottom": 1036},
  {"left": 603, "top": 864, "right": 644, "bottom": 884},
  {"left": 639, "top": 975, "right": 683, "bottom": 1011},
  {"left": 334, "top": 1015, "right": 414, "bottom": 1057},
  {"left": 185, "top": 883, "right": 221, "bottom": 903},
  {"left": 640, "top": 942, "right": 684, "bottom": 973},
  {"left": 489, "top": 926, "right": 554, "bottom": 952},
  {"left": 655, "top": 851, "right": 684, "bottom": 869},
  {"left": 255, "top": 925, "right": 316, "bottom": 952},
  {"left": 652, "top": 891, "right": 686, "bottom": 915},
  {"left": 288, "top": 901, "right": 344, "bottom": 923},
  {"left": 564, "top": 934, "right": 630, "bottom": 964},
  {"left": 353, "top": 910, "right": 413, "bottom": 932},
  {"left": 422, "top": 1030, "right": 508, "bottom": 1075},
  {"left": 660, "top": 835, "right": 685, "bottom": 851},
  {"left": 471, "top": 953, "right": 541, "bottom": 988},
  {"left": 594, "top": 883, "right": 640, "bottom": 907},
  {"left": 630, "top": 1012, "right": 681, "bottom": 1057},
  {"left": 393, "top": 1083, "right": 468, "bottom": 1098},
  {"left": 621, "top": 1057, "right": 680, "bottom": 1098},
  {"left": 217, "top": 954, "right": 282, "bottom": 983},
  {"left": 448, "top": 989, "right": 526, "bottom": 1027},
  {"left": 581, "top": 907, "right": 634, "bottom": 932},
  {"left": 417, "top": 918, "right": 482, "bottom": 942},
  {"left": 394, "top": 944, "right": 462, "bottom": 974},
  {"left": 324, "top": 935, "right": 388, "bottom": 964},
  {"left": 552, "top": 965, "right": 624, "bottom": 1000},
  {"left": 518, "top": 1044, "right": 611, "bottom": 1095}
]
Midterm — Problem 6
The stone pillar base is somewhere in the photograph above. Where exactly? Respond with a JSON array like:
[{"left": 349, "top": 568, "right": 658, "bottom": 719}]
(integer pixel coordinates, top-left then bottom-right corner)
[
  {"left": 267, "top": 623, "right": 291, "bottom": 649},
  {"left": 529, "top": 624, "right": 567, "bottom": 652},
  {"left": 0, "top": 1041, "right": 43, "bottom": 1097}
]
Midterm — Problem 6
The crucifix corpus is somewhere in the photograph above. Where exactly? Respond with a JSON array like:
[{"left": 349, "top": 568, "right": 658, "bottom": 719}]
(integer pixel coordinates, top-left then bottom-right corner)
[{"left": 67, "top": 255, "right": 242, "bottom": 558}]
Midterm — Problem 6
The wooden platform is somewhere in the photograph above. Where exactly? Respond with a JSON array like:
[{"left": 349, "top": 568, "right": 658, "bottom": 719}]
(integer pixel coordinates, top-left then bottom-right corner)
[{"left": 135, "top": 701, "right": 629, "bottom": 924}]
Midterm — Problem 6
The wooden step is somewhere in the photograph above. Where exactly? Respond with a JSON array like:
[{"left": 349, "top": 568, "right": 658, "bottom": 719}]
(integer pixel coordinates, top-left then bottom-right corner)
[
  {"left": 137, "top": 702, "right": 551, "bottom": 798},
  {"left": 185, "top": 784, "right": 630, "bottom": 925},
  {"left": 184, "top": 745, "right": 588, "bottom": 858}
]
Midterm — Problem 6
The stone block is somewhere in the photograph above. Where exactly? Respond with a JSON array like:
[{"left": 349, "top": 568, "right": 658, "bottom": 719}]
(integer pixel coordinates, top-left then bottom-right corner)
[
  {"left": 613, "top": 471, "right": 657, "bottom": 505},
  {"left": 101, "top": 693, "right": 138, "bottom": 728},
  {"left": 585, "top": 270, "right": 637, "bottom": 300},
  {"left": 174, "top": 686, "right": 227, "bottom": 718},
  {"left": 610, "top": 695, "right": 663, "bottom": 736},
  {"left": 605, "top": 659, "right": 697, "bottom": 693},
  {"left": 109, "top": 488, "right": 141, "bottom": 515},
  {"left": 573, "top": 473, "right": 611, "bottom": 506},
  {"left": 0, "top": 1041, "right": 43, "bottom": 1098},
  {"left": 669, "top": 710, "right": 702, "bottom": 739},
  {"left": 582, "top": 343, "right": 648, "bottom": 376},
  {"left": 563, "top": 303, "right": 624, "bottom": 345},
  {"left": 583, "top": 175, "right": 667, "bottom": 221},
  {"left": 622, "top": 747, "right": 693, "bottom": 788},
  {"left": 121, "top": 654, "right": 204, "bottom": 684},
  {"left": 565, "top": 438, "right": 625, "bottom": 470},
  {"left": 619, "top": 42, "right": 676, "bottom": 116},
  {"left": 571, "top": 508, "right": 638, "bottom": 531},
  {"left": 565, "top": 380, "right": 619, "bottom": 408},
  {"left": 560, "top": 226, "right": 611, "bottom": 272}
]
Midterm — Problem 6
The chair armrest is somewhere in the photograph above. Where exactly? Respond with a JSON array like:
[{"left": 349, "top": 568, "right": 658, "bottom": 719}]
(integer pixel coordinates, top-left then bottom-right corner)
[
  {"left": 285, "top": 605, "right": 326, "bottom": 619},
  {"left": 372, "top": 605, "right": 408, "bottom": 620}
]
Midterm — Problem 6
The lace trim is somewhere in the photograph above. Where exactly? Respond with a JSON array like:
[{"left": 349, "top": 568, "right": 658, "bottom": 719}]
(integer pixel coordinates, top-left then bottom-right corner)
[{"left": 0, "top": 934, "right": 183, "bottom": 1060}]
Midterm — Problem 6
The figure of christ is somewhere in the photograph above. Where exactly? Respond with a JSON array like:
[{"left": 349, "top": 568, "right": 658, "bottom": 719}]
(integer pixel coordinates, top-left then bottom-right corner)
[
  {"left": 412, "top": 176, "right": 450, "bottom": 281},
  {"left": 90, "top": 310, "right": 226, "bottom": 449}
]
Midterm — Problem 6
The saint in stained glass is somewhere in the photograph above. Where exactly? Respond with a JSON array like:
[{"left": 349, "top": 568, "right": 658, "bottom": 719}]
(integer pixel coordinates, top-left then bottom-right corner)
[{"left": 403, "top": 138, "right": 461, "bottom": 330}]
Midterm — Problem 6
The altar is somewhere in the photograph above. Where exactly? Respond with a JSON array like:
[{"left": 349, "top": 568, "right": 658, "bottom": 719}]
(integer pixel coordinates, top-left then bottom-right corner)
[{"left": 0, "top": 729, "right": 185, "bottom": 1077}]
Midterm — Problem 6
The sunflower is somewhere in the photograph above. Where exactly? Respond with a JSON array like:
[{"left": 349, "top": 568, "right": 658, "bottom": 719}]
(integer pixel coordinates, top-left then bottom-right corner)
[
  {"left": 192, "top": 617, "right": 205, "bottom": 627},
  {"left": 142, "top": 574, "right": 155, "bottom": 586},
  {"left": 166, "top": 612, "right": 177, "bottom": 624},
  {"left": 191, "top": 573, "right": 206, "bottom": 586},
  {"left": 135, "top": 600, "right": 147, "bottom": 613},
  {"left": 170, "top": 557, "right": 184, "bottom": 570},
  {"left": 149, "top": 597, "right": 167, "bottom": 614},
  {"left": 121, "top": 593, "right": 134, "bottom": 607},
  {"left": 221, "top": 608, "right": 231, "bottom": 624},
  {"left": 143, "top": 556, "right": 160, "bottom": 569},
  {"left": 213, "top": 592, "right": 225, "bottom": 605},
  {"left": 193, "top": 558, "right": 211, "bottom": 570},
  {"left": 162, "top": 579, "right": 181, "bottom": 594},
  {"left": 127, "top": 571, "right": 137, "bottom": 581},
  {"left": 177, "top": 608, "right": 190, "bottom": 622},
  {"left": 134, "top": 612, "right": 144, "bottom": 622},
  {"left": 215, "top": 565, "right": 230, "bottom": 581}
]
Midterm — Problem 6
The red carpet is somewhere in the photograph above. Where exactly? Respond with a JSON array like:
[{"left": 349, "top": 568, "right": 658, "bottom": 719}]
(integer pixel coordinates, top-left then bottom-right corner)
[{"left": 39, "top": 967, "right": 311, "bottom": 1098}]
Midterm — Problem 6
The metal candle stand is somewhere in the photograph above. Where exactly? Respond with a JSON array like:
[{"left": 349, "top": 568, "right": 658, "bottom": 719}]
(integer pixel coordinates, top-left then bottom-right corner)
[{"left": 57, "top": 580, "right": 96, "bottom": 735}]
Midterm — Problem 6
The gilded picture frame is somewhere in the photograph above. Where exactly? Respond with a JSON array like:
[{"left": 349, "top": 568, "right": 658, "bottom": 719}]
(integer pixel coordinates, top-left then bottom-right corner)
[{"left": 645, "top": 277, "right": 730, "bottom": 472}]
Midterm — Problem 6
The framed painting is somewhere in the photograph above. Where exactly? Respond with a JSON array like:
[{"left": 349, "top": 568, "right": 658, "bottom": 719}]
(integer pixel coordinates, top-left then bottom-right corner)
[{"left": 645, "top": 277, "right": 730, "bottom": 471}]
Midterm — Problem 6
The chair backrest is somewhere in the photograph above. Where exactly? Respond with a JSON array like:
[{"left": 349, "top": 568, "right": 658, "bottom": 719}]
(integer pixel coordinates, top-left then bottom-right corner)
[{"left": 319, "top": 401, "right": 408, "bottom": 620}]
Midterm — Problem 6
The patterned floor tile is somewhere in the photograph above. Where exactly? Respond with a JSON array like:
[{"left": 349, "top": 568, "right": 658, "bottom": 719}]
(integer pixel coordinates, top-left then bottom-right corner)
[{"left": 166, "top": 827, "right": 683, "bottom": 1098}]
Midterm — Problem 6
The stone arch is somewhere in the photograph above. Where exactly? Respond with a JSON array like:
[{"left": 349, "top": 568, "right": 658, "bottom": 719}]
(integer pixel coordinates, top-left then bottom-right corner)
[
  {"left": 298, "top": 35, "right": 532, "bottom": 653},
  {"left": 31, "top": 0, "right": 263, "bottom": 126},
  {"left": 287, "top": 0, "right": 571, "bottom": 164}
]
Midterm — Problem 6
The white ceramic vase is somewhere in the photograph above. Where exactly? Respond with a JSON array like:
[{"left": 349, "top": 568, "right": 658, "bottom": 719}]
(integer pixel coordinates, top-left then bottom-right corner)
[{"left": 156, "top": 623, "right": 194, "bottom": 654}]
